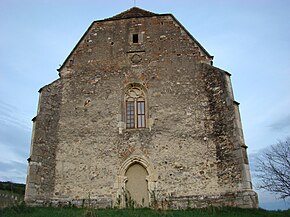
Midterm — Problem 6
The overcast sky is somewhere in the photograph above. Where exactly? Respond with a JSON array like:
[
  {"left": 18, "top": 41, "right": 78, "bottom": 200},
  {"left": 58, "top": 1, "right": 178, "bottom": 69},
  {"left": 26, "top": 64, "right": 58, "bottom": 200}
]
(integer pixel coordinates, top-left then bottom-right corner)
[{"left": 0, "top": 0, "right": 289, "bottom": 210}]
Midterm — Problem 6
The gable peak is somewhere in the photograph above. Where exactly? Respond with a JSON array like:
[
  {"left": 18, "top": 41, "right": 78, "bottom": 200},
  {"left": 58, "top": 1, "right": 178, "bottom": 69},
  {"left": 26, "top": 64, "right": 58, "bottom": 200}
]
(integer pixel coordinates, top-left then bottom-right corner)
[{"left": 106, "top": 7, "right": 158, "bottom": 21}]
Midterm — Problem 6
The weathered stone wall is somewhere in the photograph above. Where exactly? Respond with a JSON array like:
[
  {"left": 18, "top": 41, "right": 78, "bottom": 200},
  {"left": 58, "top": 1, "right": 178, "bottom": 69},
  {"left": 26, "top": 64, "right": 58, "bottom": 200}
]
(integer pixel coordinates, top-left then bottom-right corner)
[
  {"left": 25, "top": 80, "right": 62, "bottom": 205},
  {"left": 0, "top": 191, "right": 23, "bottom": 208},
  {"left": 25, "top": 13, "right": 258, "bottom": 208}
]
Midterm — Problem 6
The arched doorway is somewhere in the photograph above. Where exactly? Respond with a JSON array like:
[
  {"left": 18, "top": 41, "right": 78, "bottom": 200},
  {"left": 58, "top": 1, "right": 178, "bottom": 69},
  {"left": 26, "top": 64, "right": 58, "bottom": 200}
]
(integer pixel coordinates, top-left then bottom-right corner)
[{"left": 125, "top": 163, "right": 149, "bottom": 207}]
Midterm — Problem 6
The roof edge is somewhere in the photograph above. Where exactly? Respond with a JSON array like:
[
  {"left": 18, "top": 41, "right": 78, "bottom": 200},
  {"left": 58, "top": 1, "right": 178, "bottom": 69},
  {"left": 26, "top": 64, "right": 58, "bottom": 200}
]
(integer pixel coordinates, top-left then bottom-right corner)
[
  {"left": 104, "top": 7, "right": 158, "bottom": 21},
  {"left": 58, "top": 22, "right": 95, "bottom": 72},
  {"left": 58, "top": 11, "right": 213, "bottom": 72},
  {"left": 168, "top": 14, "right": 213, "bottom": 59}
]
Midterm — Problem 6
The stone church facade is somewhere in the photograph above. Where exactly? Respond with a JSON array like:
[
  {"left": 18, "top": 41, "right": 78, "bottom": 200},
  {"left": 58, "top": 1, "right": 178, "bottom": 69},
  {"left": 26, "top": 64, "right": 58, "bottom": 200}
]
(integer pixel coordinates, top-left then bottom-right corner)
[{"left": 25, "top": 7, "right": 258, "bottom": 209}]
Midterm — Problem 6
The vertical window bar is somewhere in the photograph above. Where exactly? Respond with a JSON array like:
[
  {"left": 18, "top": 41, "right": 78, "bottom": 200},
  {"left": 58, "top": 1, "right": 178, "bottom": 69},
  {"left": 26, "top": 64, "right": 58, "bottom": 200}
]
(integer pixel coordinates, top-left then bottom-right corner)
[
  {"left": 126, "top": 101, "right": 135, "bottom": 128},
  {"left": 137, "top": 101, "right": 145, "bottom": 128}
]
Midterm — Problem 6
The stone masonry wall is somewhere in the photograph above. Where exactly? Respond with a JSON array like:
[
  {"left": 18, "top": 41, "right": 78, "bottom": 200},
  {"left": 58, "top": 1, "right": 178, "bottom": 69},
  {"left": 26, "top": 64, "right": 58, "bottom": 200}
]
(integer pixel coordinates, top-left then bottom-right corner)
[
  {"left": 25, "top": 13, "right": 258, "bottom": 208},
  {"left": 25, "top": 80, "right": 62, "bottom": 205}
]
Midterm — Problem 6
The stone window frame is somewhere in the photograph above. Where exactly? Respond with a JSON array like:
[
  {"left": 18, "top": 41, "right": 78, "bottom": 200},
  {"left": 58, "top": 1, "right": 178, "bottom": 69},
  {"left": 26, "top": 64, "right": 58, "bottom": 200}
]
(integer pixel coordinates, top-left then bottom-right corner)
[
  {"left": 124, "top": 83, "right": 148, "bottom": 130},
  {"left": 129, "top": 32, "right": 144, "bottom": 44}
]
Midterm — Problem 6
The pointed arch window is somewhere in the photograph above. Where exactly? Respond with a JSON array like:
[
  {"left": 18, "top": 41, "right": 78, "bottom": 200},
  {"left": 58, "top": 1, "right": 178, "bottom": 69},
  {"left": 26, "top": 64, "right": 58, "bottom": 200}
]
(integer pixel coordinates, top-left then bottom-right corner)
[{"left": 125, "top": 84, "right": 146, "bottom": 129}]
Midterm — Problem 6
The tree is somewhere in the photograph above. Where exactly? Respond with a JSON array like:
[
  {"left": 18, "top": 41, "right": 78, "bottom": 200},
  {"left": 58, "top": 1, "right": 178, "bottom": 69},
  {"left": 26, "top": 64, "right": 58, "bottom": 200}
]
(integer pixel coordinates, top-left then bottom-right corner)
[{"left": 255, "top": 137, "right": 290, "bottom": 199}]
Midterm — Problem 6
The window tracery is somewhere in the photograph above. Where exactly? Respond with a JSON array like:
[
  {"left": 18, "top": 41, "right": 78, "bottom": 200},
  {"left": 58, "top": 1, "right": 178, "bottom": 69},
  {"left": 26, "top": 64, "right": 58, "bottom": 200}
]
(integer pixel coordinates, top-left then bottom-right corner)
[{"left": 125, "top": 84, "right": 146, "bottom": 129}]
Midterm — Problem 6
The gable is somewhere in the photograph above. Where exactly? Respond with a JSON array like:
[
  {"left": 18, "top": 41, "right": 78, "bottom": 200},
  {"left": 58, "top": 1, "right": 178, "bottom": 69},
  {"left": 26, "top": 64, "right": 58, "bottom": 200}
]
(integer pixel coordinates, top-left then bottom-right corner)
[
  {"left": 58, "top": 8, "right": 213, "bottom": 76},
  {"left": 105, "top": 7, "right": 157, "bottom": 20}
]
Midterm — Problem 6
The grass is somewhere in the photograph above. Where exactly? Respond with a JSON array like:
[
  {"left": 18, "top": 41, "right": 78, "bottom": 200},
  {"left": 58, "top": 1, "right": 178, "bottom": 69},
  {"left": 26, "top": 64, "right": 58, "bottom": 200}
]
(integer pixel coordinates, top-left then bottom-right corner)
[{"left": 0, "top": 206, "right": 289, "bottom": 217}]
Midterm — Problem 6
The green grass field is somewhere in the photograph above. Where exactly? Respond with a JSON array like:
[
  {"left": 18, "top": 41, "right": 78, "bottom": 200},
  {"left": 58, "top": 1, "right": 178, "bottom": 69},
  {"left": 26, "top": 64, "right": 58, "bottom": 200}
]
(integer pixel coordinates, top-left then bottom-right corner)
[{"left": 0, "top": 206, "right": 289, "bottom": 217}]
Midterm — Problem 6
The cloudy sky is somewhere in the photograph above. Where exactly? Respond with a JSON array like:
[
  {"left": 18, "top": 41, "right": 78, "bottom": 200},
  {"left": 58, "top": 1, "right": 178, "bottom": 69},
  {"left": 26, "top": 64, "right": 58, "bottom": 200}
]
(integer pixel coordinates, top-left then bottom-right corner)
[{"left": 0, "top": 0, "right": 289, "bottom": 210}]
